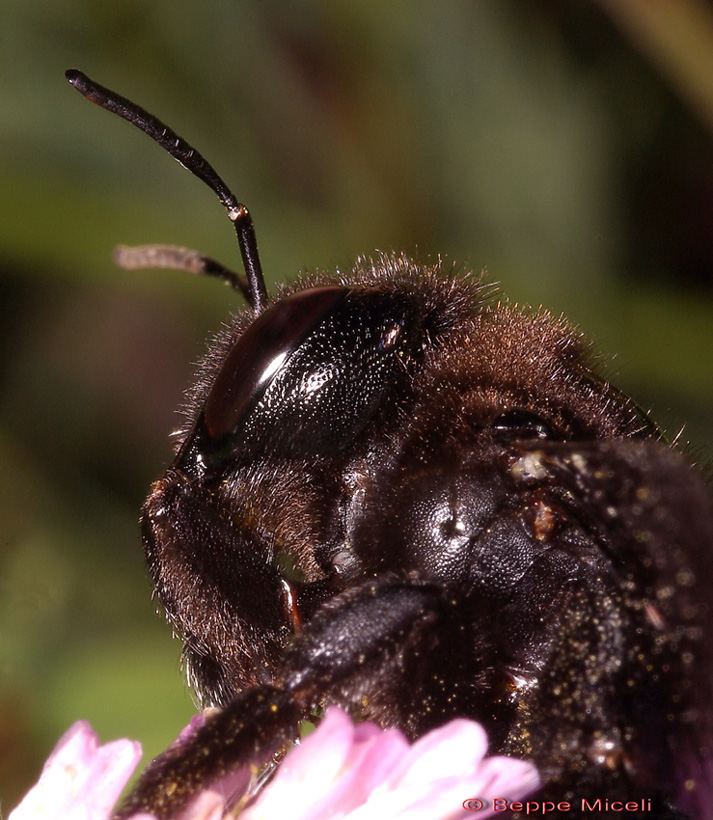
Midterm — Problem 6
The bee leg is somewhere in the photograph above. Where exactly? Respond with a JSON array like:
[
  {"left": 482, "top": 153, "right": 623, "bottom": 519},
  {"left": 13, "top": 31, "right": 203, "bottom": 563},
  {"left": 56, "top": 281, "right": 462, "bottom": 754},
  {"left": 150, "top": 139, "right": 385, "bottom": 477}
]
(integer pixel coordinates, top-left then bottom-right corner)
[
  {"left": 113, "top": 685, "right": 302, "bottom": 820},
  {"left": 277, "top": 575, "right": 505, "bottom": 739},
  {"left": 114, "top": 576, "right": 499, "bottom": 819}
]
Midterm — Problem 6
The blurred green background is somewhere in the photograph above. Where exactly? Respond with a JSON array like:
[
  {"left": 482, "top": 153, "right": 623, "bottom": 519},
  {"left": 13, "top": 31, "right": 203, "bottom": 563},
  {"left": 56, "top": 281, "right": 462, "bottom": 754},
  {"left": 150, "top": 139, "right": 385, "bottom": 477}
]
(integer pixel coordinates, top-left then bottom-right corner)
[{"left": 2, "top": 0, "right": 713, "bottom": 809}]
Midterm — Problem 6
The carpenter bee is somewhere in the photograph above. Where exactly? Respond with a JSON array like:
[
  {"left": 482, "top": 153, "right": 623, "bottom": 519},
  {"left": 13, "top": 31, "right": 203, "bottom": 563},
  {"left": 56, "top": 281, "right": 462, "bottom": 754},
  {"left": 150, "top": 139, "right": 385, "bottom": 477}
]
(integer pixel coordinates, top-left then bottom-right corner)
[{"left": 66, "top": 69, "right": 713, "bottom": 819}]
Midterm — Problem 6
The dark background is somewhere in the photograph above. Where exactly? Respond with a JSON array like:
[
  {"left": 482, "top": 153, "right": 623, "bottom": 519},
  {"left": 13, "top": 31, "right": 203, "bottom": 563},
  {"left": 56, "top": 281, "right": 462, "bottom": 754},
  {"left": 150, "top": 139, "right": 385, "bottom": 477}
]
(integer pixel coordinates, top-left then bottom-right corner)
[{"left": 2, "top": 0, "right": 713, "bottom": 809}]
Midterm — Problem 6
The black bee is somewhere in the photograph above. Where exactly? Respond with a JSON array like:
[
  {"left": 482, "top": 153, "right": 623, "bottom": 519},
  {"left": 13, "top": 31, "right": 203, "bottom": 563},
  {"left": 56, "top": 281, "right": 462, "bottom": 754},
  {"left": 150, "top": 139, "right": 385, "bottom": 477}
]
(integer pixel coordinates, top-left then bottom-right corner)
[{"left": 66, "top": 69, "right": 713, "bottom": 820}]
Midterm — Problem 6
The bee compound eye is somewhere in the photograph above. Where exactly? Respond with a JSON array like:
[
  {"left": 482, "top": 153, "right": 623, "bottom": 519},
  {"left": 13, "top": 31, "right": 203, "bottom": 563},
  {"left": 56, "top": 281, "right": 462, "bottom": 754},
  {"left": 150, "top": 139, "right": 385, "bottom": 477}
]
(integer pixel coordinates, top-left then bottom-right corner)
[
  {"left": 204, "top": 286, "right": 350, "bottom": 439},
  {"left": 197, "top": 286, "right": 422, "bottom": 467}
]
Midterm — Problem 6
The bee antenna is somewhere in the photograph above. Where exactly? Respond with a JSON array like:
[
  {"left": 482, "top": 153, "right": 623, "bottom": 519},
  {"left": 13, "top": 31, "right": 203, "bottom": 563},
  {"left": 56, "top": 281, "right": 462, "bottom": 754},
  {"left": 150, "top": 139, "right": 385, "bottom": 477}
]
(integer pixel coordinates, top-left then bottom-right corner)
[{"left": 65, "top": 68, "right": 268, "bottom": 311}]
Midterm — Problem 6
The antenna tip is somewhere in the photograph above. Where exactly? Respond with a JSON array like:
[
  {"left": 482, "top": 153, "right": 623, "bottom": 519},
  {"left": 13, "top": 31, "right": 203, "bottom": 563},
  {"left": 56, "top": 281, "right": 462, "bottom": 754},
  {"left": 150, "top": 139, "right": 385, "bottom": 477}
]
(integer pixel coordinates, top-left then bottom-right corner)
[{"left": 65, "top": 68, "right": 88, "bottom": 91}]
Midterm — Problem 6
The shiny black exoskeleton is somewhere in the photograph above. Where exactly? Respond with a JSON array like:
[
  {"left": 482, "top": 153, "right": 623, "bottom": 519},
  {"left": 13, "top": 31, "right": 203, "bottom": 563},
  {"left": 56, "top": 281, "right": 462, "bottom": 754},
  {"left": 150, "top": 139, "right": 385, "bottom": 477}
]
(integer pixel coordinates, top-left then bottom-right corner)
[{"left": 67, "top": 70, "right": 713, "bottom": 820}]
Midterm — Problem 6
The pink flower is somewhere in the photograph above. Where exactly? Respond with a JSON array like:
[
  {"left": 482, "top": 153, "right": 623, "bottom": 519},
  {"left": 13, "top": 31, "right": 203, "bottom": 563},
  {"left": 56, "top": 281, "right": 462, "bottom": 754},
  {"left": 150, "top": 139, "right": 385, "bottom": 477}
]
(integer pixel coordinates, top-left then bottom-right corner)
[
  {"left": 240, "top": 708, "right": 539, "bottom": 820},
  {"left": 10, "top": 711, "right": 539, "bottom": 820},
  {"left": 8, "top": 721, "right": 142, "bottom": 820}
]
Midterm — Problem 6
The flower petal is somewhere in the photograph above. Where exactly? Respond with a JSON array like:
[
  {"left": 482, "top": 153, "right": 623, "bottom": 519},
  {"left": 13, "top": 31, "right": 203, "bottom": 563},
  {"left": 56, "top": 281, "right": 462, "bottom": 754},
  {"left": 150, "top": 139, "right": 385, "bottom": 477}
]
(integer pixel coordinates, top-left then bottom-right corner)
[
  {"left": 347, "top": 717, "right": 540, "bottom": 819},
  {"left": 387, "top": 719, "right": 489, "bottom": 786},
  {"left": 9, "top": 721, "right": 142, "bottom": 820}
]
